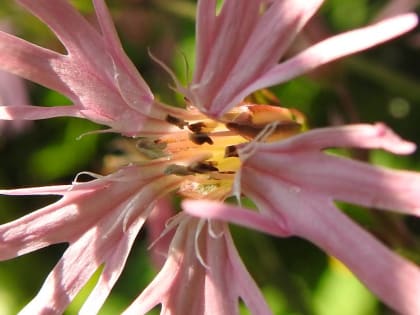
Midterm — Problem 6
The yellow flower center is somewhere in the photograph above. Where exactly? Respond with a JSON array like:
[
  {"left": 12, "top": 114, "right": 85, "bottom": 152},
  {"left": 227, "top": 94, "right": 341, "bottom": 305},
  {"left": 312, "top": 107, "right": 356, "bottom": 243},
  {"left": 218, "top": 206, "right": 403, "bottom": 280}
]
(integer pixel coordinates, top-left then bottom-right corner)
[{"left": 104, "top": 103, "right": 305, "bottom": 201}]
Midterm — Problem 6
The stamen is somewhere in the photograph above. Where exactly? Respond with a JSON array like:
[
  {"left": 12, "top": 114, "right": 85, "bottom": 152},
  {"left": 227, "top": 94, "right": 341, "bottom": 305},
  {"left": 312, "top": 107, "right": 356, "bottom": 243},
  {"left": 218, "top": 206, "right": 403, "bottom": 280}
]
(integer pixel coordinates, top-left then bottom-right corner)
[
  {"left": 164, "top": 164, "right": 194, "bottom": 176},
  {"left": 164, "top": 161, "right": 219, "bottom": 176},
  {"left": 224, "top": 145, "right": 239, "bottom": 158},
  {"left": 166, "top": 114, "right": 188, "bottom": 129},
  {"left": 189, "top": 132, "right": 214, "bottom": 145},
  {"left": 137, "top": 138, "right": 167, "bottom": 159},
  {"left": 188, "top": 122, "right": 206, "bottom": 133},
  {"left": 188, "top": 161, "right": 219, "bottom": 173}
]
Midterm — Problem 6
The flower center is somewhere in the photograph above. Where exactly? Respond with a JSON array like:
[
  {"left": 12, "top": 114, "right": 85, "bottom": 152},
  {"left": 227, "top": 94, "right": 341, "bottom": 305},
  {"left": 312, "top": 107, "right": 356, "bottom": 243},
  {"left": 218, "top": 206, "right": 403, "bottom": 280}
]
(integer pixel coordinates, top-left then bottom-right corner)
[
  {"left": 159, "top": 104, "right": 304, "bottom": 200},
  {"left": 104, "top": 103, "right": 304, "bottom": 201}
]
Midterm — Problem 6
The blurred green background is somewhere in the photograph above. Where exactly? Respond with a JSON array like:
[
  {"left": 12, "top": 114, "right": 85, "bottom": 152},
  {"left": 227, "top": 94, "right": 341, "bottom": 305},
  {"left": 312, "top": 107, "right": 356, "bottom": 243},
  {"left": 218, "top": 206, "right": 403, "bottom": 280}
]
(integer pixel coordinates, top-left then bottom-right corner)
[{"left": 0, "top": 0, "right": 419, "bottom": 314}]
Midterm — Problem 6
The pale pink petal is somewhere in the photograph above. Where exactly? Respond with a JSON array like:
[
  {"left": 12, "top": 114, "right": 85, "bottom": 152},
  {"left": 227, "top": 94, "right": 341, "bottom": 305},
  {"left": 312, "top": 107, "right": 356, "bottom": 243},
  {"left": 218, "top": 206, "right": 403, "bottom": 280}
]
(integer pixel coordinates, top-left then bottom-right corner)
[
  {"left": 79, "top": 215, "right": 146, "bottom": 315},
  {"left": 221, "top": 228, "right": 273, "bottom": 315},
  {"left": 193, "top": 0, "right": 217, "bottom": 83},
  {"left": 245, "top": 14, "right": 418, "bottom": 95},
  {"left": 292, "top": 198, "right": 420, "bottom": 315},
  {"left": 182, "top": 199, "right": 290, "bottom": 237},
  {"left": 92, "top": 0, "right": 154, "bottom": 111},
  {"left": 0, "top": 104, "right": 82, "bottom": 121},
  {"left": 238, "top": 124, "right": 420, "bottom": 216},
  {"left": 0, "top": 31, "right": 70, "bottom": 96},
  {"left": 262, "top": 123, "right": 416, "bottom": 155},
  {"left": 125, "top": 218, "right": 271, "bottom": 315},
  {"left": 146, "top": 198, "right": 176, "bottom": 269},
  {"left": 205, "top": 0, "right": 323, "bottom": 116},
  {"left": 122, "top": 244, "right": 178, "bottom": 315},
  {"left": 0, "top": 0, "right": 183, "bottom": 136},
  {"left": 191, "top": 0, "right": 323, "bottom": 116},
  {"left": 0, "top": 20, "right": 31, "bottom": 134},
  {"left": 231, "top": 123, "right": 420, "bottom": 314},
  {"left": 17, "top": 0, "right": 107, "bottom": 60},
  {"left": 193, "top": 1, "right": 262, "bottom": 88},
  {"left": 187, "top": 176, "right": 420, "bottom": 314},
  {"left": 0, "top": 186, "right": 86, "bottom": 260},
  {"left": 19, "top": 230, "right": 103, "bottom": 315},
  {"left": 253, "top": 152, "right": 420, "bottom": 216}
]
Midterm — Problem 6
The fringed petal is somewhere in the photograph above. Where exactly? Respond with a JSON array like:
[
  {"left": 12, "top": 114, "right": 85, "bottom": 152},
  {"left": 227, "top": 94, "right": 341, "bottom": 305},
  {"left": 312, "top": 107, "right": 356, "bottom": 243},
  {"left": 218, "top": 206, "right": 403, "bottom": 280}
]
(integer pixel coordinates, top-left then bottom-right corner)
[
  {"left": 17, "top": 0, "right": 106, "bottom": 59},
  {"left": 245, "top": 13, "right": 418, "bottom": 95},
  {"left": 182, "top": 199, "right": 290, "bottom": 237},
  {"left": 92, "top": 0, "right": 154, "bottom": 112},
  {"left": 125, "top": 217, "right": 269, "bottom": 315},
  {"left": 225, "top": 231, "right": 273, "bottom": 315},
  {"left": 191, "top": 0, "right": 323, "bottom": 117},
  {"left": 79, "top": 214, "right": 147, "bottom": 315},
  {"left": 0, "top": 104, "right": 82, "bottom": 121},
  {"left": 18, "top": 229, "right": 107, "bottom": 315},
  {"left": 205, "top": 0, "right": 323, "bottom": 116},
  {"left": 0, "top": 0, "right": 178, "bottom": 136},
  {"left": 146, "top": 198, "right": 176, "bottom": 269},
  {"left": 261, "top": 123, "right": 416, "bottom": 154},
  {"left": 291, "top": 196, "right": 420, "bottom": 315},
  {"left": 239, "top": 124, "right": 420, "bottom": 217},
  {"left": 235, "top": 131, "right": 420, "bottom": 314},
  {"left": 0, "top": 31, "right": 71, "bottom": 96}
]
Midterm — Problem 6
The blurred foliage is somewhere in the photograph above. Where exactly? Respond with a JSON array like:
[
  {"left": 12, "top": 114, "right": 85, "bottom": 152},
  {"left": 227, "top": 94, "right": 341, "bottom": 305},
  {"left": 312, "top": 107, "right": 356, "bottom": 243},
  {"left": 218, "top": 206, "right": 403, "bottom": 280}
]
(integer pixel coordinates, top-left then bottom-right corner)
[{"left": 0, "top": 0, "right": 419, "bottom": 314}]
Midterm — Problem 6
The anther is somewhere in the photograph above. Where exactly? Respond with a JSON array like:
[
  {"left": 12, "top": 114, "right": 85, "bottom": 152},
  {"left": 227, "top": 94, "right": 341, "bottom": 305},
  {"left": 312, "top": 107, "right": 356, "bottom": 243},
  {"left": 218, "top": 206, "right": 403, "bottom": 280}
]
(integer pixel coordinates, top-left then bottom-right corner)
[
  {"left": 188, "top": 161, "right": 219, "bottom": 173},
  {"left": 224, "top": 145, "right": 239, "bottom": 158},
  {"left": 164, "top": 164, "right": 194, "bottom": 176},
  {"left": 188, "top": 122, "right": 206, "bottom": 133},
  {"left": 137, "top": 138, "right": 167, "bottom": 159},
  {"left": 166, "top": 114, "right": 188, "bottom": 129},
  {"left": 189, "top": 133, "right": 214, "bottom": 145}
]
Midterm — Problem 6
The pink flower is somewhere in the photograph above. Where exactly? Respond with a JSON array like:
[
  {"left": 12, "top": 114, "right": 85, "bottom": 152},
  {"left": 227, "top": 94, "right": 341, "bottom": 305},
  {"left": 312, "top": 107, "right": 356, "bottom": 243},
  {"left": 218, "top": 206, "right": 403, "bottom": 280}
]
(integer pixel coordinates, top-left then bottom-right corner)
[{"left": 0, "top": 0, "right": 419, "bottom": 314}]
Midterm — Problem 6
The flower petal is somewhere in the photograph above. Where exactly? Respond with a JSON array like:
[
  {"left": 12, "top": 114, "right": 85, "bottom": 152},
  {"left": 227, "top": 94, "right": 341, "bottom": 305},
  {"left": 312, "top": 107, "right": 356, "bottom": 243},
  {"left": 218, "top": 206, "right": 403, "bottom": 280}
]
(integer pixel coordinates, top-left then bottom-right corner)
[
  {"left": 191, "top": 0, "right": 323, "bottom": 117},
  {"left": 17, "top": 0, "right": 106, "bottom": 59},
  {"left": 220, "top": 166, "right": 420, "bottom": 315},
  {"left": 260, "top": 123, "right": 416, "bottom": 154},
  {"left": 0, "top": 0, "right": 180, "bottom": 136},
  {"left": 0, "top": 104, "right": 82, "bottom": 121},
  {"left": 18, "top": 228, "right": 105, "bottom": 315},
  {"left": 79, "top": 215, "right": 146, "bottom": 315},
  {"left": 239, "top": 124, "right": 420, "bottom": 216},
  {"left": 182, "top": 199, "right": 290, "bottom": 237},
  {"left": 125, "top": 218, "right": 272, "bottom": 315},
  {"left": 291, "top": 196, "right": 420, "bottom": 315},
  {"left": 225, "top": 231, "right": 273, "bottom": 315},
  {"left": 0, "top": 31, "right": 71, "bottom": 96},
  {"left": 245, "top": 13, "right": 418, "bottom": 94}
]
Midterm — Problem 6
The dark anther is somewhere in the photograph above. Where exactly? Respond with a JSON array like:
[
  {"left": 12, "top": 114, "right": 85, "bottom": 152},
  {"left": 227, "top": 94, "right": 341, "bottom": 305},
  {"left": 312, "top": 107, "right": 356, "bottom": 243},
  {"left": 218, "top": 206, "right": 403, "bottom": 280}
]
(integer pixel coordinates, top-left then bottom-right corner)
[
  {"left": 136, "top": 138, "right": 167, "bottom": 159},
  {"left": 164, "top": 164, "right": 194, "bottom": 176},
  {"left": 166, "top": 114, "right": 188, "bottom": 129},
  {"left": 188, "top": 122, "right": 206, "bottom": 133},
  {"left": 188, "top": 161, "right": 219, "bottom": 173},
  {"left": 189, "top": 133, "right": 214, "bottom": 145},
  {"left": 224, "top": 145, "right": 238, "bottom": 158}
]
